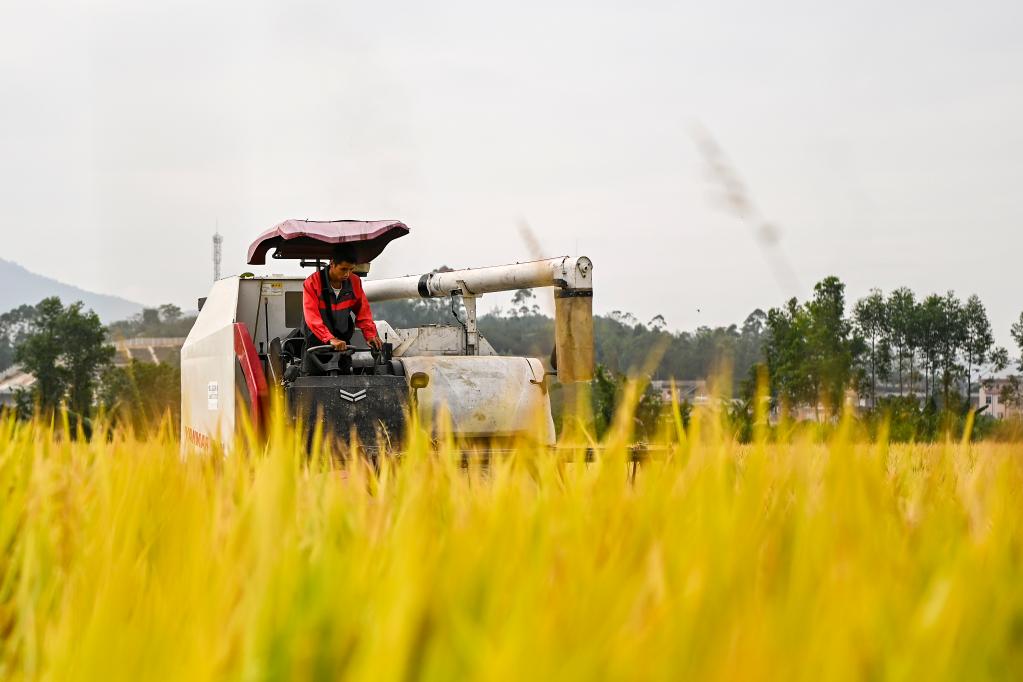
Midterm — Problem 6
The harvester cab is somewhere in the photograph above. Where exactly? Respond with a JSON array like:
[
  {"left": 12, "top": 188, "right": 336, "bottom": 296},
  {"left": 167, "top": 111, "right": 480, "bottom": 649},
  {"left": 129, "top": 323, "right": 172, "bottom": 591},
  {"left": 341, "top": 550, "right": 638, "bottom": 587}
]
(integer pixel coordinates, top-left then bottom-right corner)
[{"left": 180, "top": 219, "right": 594, "bottom": 454}]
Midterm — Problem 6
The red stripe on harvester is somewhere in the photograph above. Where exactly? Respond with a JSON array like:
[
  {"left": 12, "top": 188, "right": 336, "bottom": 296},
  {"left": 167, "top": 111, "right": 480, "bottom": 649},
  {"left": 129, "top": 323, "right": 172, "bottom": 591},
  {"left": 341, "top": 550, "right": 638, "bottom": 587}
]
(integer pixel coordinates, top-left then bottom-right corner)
[{"left": 233, "top": 323, "right": 268, "bottom": 428}]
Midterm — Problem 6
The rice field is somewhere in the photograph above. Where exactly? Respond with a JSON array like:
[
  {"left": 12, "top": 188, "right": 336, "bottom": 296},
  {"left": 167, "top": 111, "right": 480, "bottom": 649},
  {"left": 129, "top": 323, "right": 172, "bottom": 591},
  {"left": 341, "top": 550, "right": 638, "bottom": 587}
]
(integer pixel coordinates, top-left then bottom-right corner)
[{"left": 1, "top": 406, "right": 1022, "bottom": 681}]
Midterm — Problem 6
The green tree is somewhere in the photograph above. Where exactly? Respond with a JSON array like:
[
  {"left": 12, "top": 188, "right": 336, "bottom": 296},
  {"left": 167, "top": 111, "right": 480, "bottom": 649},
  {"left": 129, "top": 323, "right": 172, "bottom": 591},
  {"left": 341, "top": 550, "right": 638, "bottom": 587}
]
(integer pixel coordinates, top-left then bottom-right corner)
[
  {"left": 158, "top": 303, "right": 183, "bottom": 324},
  {"left": 886, "top": 287, "right": 916, "bottom": 395},
  {"left": 962, "top": 294, "right": 994, "bottom": 404},
  {"left": 0, "top": 335, "right": 10, "bottom": 373},
  {"left": 806, "top": 276, "right": 858, "bottom": 418},
  {"left": 141, "top": 308, "right": 161, "bottom": 327},
  {"left": 64, "top": 304, "right": 117, "bottom": 417},
  {"left": 763, "top": 278, "right": 861, "bottom": 419},
  {"left": 854, "top": 289, "right": 888, "bottom": 407},
  {"left": 936, "top": 292, "right": 966, "bottom": 408},
  {"left": 915, "top": 295, "right": 945, "bottom": 399},
  {"left": 107, "top": 303, "right": 196, "bottom": 339},
  {"left": 1000, "top": 376, "right": 1022, "bottom": 413},
  {"left": 741, "top": 309, "right": 767, "bottom": 337},
  {"left": 989, "top": 346, "right": 1010, "bottom": 374},
  {"left": 764, "top": 298, "right": 812, "bottom": 414},
  {"left": 510, "top": 289, "right": 540, "bottom": 317},
  {"left": 100, "top": 360, "right": 181, "bottom": 431},
  {"left": 14, "top": 299, "right": 67, "bottom": 411},
  {"left": 905, "top": 297, "right": 925, "bottom": 396},
  {"left": 0, "top": 304, "right": 38, "bottom": 372},
  {"left": 14, "top": 297, "right": 114, "bottom": 417},
  {"left": 586, "top": 363, "right": 665, "bottom": 440}
]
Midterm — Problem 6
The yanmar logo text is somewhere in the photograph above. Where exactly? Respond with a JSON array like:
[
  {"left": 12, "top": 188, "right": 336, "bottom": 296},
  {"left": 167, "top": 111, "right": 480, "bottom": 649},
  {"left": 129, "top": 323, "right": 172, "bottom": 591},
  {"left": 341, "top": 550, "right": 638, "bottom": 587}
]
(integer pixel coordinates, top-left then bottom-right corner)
[
  {"left": 339, "top": 388, "right": 367, "bottom": 403},
  {"left": 184, "top": 426, "right": 212, "bottom": 452}
]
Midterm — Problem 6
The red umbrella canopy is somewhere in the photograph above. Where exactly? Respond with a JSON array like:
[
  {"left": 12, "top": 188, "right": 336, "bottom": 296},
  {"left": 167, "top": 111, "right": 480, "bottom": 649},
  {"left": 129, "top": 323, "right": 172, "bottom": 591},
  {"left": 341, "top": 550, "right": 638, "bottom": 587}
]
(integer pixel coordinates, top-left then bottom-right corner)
[{"left": 246, "top": 219, "right": 410, "bottom": 265}]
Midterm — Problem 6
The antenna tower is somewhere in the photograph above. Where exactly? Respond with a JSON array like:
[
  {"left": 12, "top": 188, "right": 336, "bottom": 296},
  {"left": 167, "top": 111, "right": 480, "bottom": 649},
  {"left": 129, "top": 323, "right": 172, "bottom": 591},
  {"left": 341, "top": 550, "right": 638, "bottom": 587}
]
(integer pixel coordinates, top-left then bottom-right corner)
[{"left": 212, "top": 231, "right": 223, "bottom": 281}]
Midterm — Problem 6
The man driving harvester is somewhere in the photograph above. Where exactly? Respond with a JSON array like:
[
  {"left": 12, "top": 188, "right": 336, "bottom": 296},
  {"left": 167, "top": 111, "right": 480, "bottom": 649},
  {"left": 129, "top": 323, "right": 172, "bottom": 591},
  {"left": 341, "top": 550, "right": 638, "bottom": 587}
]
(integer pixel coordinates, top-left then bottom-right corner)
[{"left": 302, "top": 244, "right": 383, "bottom": 354}]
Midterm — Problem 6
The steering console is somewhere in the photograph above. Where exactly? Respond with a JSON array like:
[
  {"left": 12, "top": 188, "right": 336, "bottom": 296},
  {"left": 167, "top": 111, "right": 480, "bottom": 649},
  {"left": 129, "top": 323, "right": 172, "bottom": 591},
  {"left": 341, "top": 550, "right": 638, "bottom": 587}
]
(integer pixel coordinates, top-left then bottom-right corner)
[{"left": 301, "top": 344, "right": 392, "bottom": 377}]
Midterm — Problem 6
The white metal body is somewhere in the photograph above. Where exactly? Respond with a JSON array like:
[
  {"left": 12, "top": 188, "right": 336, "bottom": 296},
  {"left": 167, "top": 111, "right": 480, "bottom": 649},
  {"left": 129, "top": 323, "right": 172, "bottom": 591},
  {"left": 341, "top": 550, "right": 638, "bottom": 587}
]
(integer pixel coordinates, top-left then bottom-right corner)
[
  {"left": 401, "top": 356, "right": 554, "bottom": 441},
  {"left": 385, "top": 325, "right": 498, "bottom": 357},
  {"left": 180, "top": 277, "right": 241, "bottom": 450}
]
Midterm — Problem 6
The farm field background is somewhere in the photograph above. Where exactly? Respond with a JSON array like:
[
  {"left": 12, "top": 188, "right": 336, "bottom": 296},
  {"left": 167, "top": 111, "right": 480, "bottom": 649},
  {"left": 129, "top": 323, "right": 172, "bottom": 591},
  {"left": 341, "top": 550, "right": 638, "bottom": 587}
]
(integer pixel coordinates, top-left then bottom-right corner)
[{"left": 1, "top": 408, "right": 1022, "bottom": 681}]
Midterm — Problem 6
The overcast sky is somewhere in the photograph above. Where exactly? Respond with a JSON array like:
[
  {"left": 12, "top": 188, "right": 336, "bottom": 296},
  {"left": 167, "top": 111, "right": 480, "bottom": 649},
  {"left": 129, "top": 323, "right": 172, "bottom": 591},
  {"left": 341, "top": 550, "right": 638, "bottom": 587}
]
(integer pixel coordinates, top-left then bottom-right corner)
[{"left": 2, "top": 0, "right": 1021, "bottom": 345}]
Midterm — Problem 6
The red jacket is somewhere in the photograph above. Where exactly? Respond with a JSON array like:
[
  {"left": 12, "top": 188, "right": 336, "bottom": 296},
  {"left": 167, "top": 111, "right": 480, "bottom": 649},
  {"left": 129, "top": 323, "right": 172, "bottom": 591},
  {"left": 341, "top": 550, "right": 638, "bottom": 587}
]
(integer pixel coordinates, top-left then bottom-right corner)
[{"left": 302, "top": 270, "right": 378, "bottom": 344}]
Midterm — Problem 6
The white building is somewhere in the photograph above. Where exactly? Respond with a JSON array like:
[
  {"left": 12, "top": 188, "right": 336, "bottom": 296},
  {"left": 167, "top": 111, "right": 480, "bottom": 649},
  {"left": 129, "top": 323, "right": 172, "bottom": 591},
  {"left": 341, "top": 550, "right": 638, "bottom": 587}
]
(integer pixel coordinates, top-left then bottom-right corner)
[
  {"left": 650, "top": 379, "right": 709, "bottom": 405},
  {"left": 978, "top": 378, "right": 1022, "bottom": 420}
]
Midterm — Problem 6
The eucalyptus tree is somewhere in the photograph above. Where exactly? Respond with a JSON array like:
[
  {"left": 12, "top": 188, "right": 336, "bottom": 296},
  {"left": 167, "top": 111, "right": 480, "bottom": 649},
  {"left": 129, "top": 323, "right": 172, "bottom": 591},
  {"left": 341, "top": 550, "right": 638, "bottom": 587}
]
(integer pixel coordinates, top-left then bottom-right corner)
[
  {"left": 853, "top": 289, "right": 888, "bottom": 407},
  {"left": 989, "top": 346, "right": 1010, "bottom": 373},
  {"left": 764, "top": 298, "right": 813, "bottom": 414},
  {"left": 915, "top": 295, "right": 945, "bottom": 399},
  {"left": 935, "top": 292, "right": 967, "bottom": 407},
  {"left": 962, "top": 294, "right": 994, "bottom": 402},
  {"left": 886, "top": 287, "right": 916, "bottom": 395},
  {"left": 807, "top": 277, "right": 858, "bottom": 418}
]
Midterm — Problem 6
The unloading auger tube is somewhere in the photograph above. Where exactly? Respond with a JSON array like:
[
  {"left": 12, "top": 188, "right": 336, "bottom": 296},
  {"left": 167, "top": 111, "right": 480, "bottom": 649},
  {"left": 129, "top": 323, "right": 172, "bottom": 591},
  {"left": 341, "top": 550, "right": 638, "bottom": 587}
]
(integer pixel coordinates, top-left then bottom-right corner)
[{"left": 362, "top": 256, "right": 595, "bottom": 383}]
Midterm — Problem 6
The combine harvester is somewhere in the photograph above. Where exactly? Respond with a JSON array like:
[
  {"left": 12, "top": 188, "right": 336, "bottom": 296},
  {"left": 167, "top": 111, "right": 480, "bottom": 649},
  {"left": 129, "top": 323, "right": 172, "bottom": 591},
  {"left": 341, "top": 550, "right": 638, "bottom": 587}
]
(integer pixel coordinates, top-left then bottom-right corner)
[{"left": 180, "top": 220, "right": 594, "bottom": 453}]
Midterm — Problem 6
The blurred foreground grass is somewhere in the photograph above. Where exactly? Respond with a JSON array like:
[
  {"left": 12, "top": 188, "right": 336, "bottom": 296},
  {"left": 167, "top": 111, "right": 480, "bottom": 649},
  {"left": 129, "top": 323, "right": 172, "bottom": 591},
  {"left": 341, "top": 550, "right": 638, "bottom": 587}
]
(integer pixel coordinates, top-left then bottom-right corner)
[{"left": 1, "top": 405, "right": 1022, "bottom": 681}]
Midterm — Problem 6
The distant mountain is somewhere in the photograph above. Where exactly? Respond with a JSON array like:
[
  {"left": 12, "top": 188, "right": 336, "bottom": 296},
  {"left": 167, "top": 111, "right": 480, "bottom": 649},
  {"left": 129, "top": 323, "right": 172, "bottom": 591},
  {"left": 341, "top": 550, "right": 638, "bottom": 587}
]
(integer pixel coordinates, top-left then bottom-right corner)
[{"left": 0, "top": 258, "right": 143, "bottom": 322}]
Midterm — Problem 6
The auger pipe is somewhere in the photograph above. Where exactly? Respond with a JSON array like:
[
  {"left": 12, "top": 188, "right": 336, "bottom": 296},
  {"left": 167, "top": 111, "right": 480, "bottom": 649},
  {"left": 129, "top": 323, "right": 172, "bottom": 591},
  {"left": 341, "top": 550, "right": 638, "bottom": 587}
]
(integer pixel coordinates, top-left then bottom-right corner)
[
  {"left": 363, "top": 256, "right": 594, "bottom": 384},
  {"left": 361, "top": 256, "right": 593, "bottom": 302}
]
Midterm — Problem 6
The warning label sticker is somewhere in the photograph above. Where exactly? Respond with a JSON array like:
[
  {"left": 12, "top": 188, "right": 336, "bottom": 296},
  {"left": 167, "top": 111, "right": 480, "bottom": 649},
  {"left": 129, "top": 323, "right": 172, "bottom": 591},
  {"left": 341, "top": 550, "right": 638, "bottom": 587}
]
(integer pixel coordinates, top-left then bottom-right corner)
[{"left": 261, "top": 281, "right": 284, "bottom": 296}]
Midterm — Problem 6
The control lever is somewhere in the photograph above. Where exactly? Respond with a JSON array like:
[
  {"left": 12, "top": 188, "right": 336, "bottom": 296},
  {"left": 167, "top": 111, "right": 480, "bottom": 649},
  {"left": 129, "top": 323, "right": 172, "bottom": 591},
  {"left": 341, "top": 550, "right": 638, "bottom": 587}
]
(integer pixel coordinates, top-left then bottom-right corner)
[{"left": 370, "top": 342, "right": 394, "bottom": 374}]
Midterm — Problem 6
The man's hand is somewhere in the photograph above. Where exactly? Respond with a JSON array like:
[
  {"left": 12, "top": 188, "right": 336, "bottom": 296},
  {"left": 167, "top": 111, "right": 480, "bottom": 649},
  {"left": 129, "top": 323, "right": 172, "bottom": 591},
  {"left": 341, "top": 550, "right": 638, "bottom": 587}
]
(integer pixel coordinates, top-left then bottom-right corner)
[
  {"left": 367, "top": 337, "right": 383, "bottom": 351},
  {"left": 329, "top": 338, "right": 347, "bottom": 351}
]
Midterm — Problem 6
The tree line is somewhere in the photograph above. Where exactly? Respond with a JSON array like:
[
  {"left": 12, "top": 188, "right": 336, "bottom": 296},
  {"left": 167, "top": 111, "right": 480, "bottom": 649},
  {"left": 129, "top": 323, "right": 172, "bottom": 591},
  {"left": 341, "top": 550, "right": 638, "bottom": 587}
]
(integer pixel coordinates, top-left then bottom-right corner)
[
  {"left": 762, "top": 277, "right": 1023, "bottom": 417},
  {"left": 0, "top": 299, "right": 186, "bottom": 430},
  {"left": 3, "top": 277, "right": 1021, "bottom": 435}
]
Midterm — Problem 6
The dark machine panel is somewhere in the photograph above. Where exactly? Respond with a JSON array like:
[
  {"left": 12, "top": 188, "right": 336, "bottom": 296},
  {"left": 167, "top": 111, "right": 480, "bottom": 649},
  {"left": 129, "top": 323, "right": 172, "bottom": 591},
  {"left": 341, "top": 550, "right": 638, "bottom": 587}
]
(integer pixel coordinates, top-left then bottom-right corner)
[
  {"left": 286, "top": 374, "right": 409, "bottom": 451},
  {"left": 284, "top": 291, "right": 304, "bottom": 329}
]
